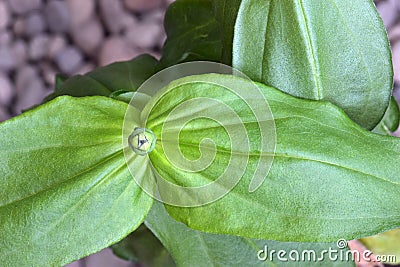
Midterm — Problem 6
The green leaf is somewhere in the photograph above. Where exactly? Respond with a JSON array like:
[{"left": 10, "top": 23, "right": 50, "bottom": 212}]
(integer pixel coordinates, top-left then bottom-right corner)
[
  {"left": 46, "top": 54, "right": 158, "bottom": 101},
  {"left": 111, "top": 224, "right": 175, "bottom": 267},
  {"left": 55, "top": 73, "right": 68, "bottom": 91},
  {"left": 159, "top": 0, "right": 222, "bottom": 68},
  {"left": 146, "top": 201, "right": 355, "bottom": 267},
  {"left": 0, "top": 96, "right": 153, "bottom": 266},
  {"left": 144, "top": 74, "right": 400, "bottom": 242},
  {"left": 232, "top": 0, "right": 393, "bottom": 130},
  {"left": 373, "top": 96, "right": 400, "bottom": 135},
  {"left": 212, "top": 0, "right": 242, "bottom": 64},
  {"left": 360, "top": 228, "right": 400, "bottom": 265}
]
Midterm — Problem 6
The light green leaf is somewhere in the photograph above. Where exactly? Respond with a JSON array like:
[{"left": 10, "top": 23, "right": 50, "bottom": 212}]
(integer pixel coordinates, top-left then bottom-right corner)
[
  {"left": 0, "top": 96, "right": 153, "bottom": 266},
  {"left": 373, "top": 96, "right": 400, "bottom": 135},
  {"left": 360, "top": 228, "right": 400, "bottom": 265},
  {"left": 233, "top": 0, "right": 393, "bottom": 130},
  {"left": 144, "top": 74, "right": 400, "bottom": 242},
  {"left": 146, "top": 201, "right": 355, "bottom": 267},
  {"left": 46, "top": 54, "right": 158, "bottom": 101},
  {"left": 159, "top": 0, "right": 222, "bottom": 68},
  {"left": 111, "top": 224, "right": 175, "bottom": 267}
]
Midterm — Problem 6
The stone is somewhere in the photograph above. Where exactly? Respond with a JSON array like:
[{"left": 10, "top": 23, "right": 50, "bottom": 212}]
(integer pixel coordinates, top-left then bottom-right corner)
[
  {"left": 377, "top": 0, "right": 398, "bottom": 28},
  {"left": 99, "top": 37, "right": 140, "bottom": 66},
  {"left": 392, "top": 42, "right": 400, "bottom": 84},
  {"left": 71, "top": 18, "right": 104, "bottom": 55},
  {"left": 45, "top": 0, "right": 70, "bottom": 33},
  {"left": 14, "top": 77, "right": 47, "bottom": 113},
  {"left": 0, "top": 105, "right": 10, "bottom": 122},
  {"left": 12, "top": 39, "right": 27, "bottom": 66},
  {"left": 120, "top": 13, "right": 138, "bottom": 33},
  {"left": 39, "top": 62, "right": 57, "bottom": 85},
  {"left": 66, "top": 0, "right": 95, "bottom": 27},
  {"left": 76, "top": 62, "right": 95, "bottom": 75},
  {"left": 126, "top": 20, "right": 163, "bottom": 49},
  {"left": 15, "top": 65, "right": 38, "bottom": 93},
  {"left": 146, "top": 9, "right": 166, "bottom": 23},
  {"left": 0, "top": 1, "right": 10, "bottom": 30},
  {"left": 0, "top": 73, "right": 13, "bottom": 105},
  {"left": 29, "top": 34, "right": 50, "bottom": 61},
  {"left": 388, "top": 24, "right": 400, "bottom": 42},
  {"left": 6, "top": 0, "right": 42, "bottom": 15},
  {"left": 0, "top": 30, "right": 12, "bottom": 45},
  {"left": 99, "top": 0, "right": 126, "bottom": 33},
  {"left": 14, "top": 65, "right": 49, "bottom": 113},
  {"left": 25, "top": 12, "right": 46, "bottom": 36},
  {"left": 12, "top": 18, "right": 25, "bottom": 37},
  {"left": 124, "top": 0, "right": 163, "bottom": 13},
  {"left": 0, "top": 45, "right": 15, "bottom": 71},
  {"left": 55, "top": 46, "right": 83, "bottom": 74},
  {"left": 47, "top": 35, "right": 66, "bottom": 58}
]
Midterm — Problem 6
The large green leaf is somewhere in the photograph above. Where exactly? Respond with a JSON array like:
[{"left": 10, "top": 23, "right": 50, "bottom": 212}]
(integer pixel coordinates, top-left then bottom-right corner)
[
  {"left": 232, "top": 0, "right": 393, "bottom": 130},
  {"left": 146, "top": 201, "right": 354, "bottom": 267},
  {"left": 0, "top": 96, "right": 153, "bottom": 266},
  {"left": 158, "top": 0, "right": 222, "bottom": 68},
  {"left": 45, "top": 54, "right": 158, "bottom": 101},
  {"left": 144, "top": 74, "right": 400, "bottom": 242},
  {"left": 373, "top": 96, "right": 400, "bottom": 135}
]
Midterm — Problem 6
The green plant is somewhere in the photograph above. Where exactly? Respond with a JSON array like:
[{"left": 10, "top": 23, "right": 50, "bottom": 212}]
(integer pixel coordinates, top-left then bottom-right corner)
[{"left": 1, "top": 0, "right": 399, "bottom": 266}]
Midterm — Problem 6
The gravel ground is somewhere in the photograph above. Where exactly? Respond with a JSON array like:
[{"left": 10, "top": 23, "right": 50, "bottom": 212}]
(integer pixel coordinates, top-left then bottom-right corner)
[
  {"left": 0, "top": 0, "right": 399, "bottom": 266},
  {"left": 0, "top": 0, "right": 170, "bottom": 122}
]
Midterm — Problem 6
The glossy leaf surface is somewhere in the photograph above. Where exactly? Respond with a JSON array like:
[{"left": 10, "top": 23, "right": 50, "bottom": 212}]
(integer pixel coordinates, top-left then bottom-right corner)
[{"left": 233, "top": 0, "right": 393, "bottom": 129}]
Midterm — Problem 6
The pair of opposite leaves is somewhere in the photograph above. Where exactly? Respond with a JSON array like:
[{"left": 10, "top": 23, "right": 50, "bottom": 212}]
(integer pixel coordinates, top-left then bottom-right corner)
[{"left": 0, "top": 74, "right": 399, "bottom": 266}]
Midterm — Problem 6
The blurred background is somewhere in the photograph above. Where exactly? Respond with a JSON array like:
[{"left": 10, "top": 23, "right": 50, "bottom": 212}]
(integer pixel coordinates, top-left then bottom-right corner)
[
  {"left": 0, "top": 0, "right": 399, "bottom": 266},
  {"left": 0, "top": 0, "right": 171, "bottom": 122}
]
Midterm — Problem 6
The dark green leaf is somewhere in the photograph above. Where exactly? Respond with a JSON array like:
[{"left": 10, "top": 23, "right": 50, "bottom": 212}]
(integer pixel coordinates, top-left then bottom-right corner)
[
  {"left": 55, "top": 73, "right": 68, "bottom": 91},
  {"left": 233, "top": 0, "right": 393, "bottom": 129},
  {"left": 373, "top": 96, "right": 400, "bottom": 135},
  {"left": 213, "top": 0, "right": 242, "bottom": 64},
  {"left": 46, "top": 54, "right": 158, "bottom": 101},
  {"left": 112, "top": 224, "right": 175, "bottom": 267},
  {"left": 159, "top": 0, "right": 222, "bottom": 68},
  {"left": 0, "top": 96, "right": 153, "bottom": 266},
  {"left": 144, "top": 74, "right": 400, "bottom": 242},
  {"left": 146, "top": 201, "right": 354, "bottom": 266}
]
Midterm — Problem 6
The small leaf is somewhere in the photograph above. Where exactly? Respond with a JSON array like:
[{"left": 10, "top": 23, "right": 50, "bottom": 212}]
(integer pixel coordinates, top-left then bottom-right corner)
[
  {"left": 146, "top": 201, "right": 355, "bottom": 266},
  {"left": 233, "top": 0, "right": 393, "bottom": 129},
  {"left": 112, "top": 224, "right": 175, "bottom": 267},
  {"left": 159, "top": 0, "right": 222, "bottom": 68},
  {"left": 46, "top": 54, "right": 158, "bottom": 101},
  {"left": 373, "top": 96, "right": 400, "bottom": 135},
  {"left": 144, "top": 74, "right": 400, "bottom": 242},
  {"left": 55, "top": 73, "right": 68, "bottom": 91},
  {"left": 360, "top": 228, "right": 400, "bottom": 265},
  {"left": 0, "top": 96, "right": 153, "bottom": 266}
]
